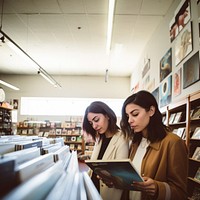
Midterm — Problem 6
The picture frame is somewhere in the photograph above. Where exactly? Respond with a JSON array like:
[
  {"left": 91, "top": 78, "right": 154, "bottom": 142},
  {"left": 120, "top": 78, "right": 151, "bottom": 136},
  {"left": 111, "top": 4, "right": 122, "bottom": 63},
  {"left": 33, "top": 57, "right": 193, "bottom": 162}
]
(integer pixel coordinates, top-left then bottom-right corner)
[
  {"left": 159, "top": 75, "right": 172, "bottom": 107},
  {"left": 173, "top": 68, "right": 181, "bottom": 96},
  {"left": 160, "top": 48, "right": 172, "bottom": 82},
  {"left": 13, "top": 99, "right": 19, "bottom": 110},
  {"left": 175, "top": 22, "right": 193, "bottom": 66},
  {"left": 142, "top": 59, "right": 150, "bottom": 78},
  {"left": 169, "top": 0, "right": 191, "bottom": 42},
  {"left": 152, "top": 87, "right": 159, "bottom": 104},
  {"left": 183, "top": 51, "right": 200, "bottom": 89}
]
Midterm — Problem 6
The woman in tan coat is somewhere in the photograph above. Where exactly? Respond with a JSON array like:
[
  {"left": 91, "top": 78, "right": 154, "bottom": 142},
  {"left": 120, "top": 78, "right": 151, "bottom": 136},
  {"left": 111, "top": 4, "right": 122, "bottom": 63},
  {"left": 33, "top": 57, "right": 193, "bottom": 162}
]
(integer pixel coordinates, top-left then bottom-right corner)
[
  {"left": 120, "top": 90, "right": 188, "bottom": 200},
  {"left": 82, "top": 101, "right": 129, "bottom": 200}
]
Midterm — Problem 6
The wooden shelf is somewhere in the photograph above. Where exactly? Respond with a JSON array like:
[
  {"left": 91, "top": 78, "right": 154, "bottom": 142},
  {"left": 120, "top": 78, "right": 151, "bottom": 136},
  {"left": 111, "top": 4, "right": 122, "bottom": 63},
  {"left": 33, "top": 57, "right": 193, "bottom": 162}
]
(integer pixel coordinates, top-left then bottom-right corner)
[{"left": 163, "top": 90, "right": 200, "bottom": 198}]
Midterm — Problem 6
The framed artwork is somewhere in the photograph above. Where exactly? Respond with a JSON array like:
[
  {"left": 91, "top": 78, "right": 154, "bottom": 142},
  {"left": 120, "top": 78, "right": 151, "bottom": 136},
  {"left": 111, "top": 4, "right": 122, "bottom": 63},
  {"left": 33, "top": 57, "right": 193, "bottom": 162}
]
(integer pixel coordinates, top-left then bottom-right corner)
[
  {"left": 13, "top": 99, "right": 19, "bottom": 109},
  {"left": 159, "top": 75, "right": 172, "bottom": 107},
  {"left": 173, "top": 68, "right": 181, "bottom": 96},
  {"left": 160, "top": 48, "right": 172, "bottom": 82},
  {"left": 183, "top": 51, "right": 200, "bottom": 89},
  {"left": 152, "top": 87, "right": 159, "bottom": 104},
  {"left": 142, "top": 59, "right": 150, "bottom": 78},
  {"left": 175, "top": 22, "right": 193, "bottom": 66},
  {"left": 169, "top": 0, "right": 191, "bottom": 42}
]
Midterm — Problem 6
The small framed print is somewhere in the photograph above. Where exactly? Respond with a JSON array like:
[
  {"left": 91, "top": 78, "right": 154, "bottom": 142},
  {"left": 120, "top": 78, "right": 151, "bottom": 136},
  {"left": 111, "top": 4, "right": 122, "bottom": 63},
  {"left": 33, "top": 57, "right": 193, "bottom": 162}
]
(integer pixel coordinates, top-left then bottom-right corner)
[
  {"left": 183, "top": 51, "right": 200, "bottom": 89},
  {"left": 173, "top": 68, "right": 181, "bottom": 96},
  {"left": 175, "top": 22, "right": 193, "bottom": 66},
  {"left": 13, "top": 99, "right": 19, "bottom": 109},
  {"left": 160, "top": 48, "right": 172, "bottom": 82},
  {"left": 159, "top": 75, "right": 172, "bottom": 107}
]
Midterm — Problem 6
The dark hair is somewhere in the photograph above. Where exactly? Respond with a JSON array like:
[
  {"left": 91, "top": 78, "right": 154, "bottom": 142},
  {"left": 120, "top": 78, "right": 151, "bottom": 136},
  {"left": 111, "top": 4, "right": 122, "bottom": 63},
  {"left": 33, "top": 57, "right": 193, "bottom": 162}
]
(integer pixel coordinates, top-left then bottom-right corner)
[
  {"left": 120, "top": 90, "right": 168, "bottom": 143},
  {"left": 82, "top": 101, "right": 120, "bottom": 141}
]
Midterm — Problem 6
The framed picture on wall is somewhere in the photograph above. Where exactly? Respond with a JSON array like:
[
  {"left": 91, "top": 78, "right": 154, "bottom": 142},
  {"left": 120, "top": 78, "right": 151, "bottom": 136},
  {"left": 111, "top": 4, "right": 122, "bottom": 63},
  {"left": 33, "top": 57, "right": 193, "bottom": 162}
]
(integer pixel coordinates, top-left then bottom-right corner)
[
  {"left": 152, "top": 87, "right": 159, "bottom": 104},
  {"left": 160, "top": 48, "right": 172, "bottom": 82},
  {"left": 142, "top": 59, "right": 150, "bottom": 78},
  {"left": 173, "top": 68, "right": 181, "bottom": 96},
  {"left": 159, "top": 75, "right": 172, "bottom": 107},
  {"left": 169, "top": 0, "right": 191, "bottom": 42},
  {"left": 175, "top": 22, "right": 193, "bottom": 66},
  {"left": 183, "top": 51, "right": 200, "bottom": 89},
  {"left": 13, "top": 99, "right": 19, "bottom": 109}
]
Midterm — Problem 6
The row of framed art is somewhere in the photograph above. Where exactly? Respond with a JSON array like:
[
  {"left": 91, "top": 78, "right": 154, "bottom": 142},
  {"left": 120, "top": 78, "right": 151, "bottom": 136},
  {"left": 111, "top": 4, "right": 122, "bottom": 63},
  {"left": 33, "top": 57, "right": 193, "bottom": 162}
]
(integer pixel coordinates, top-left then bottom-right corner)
[
  {"left": 132, "top": 0, "right": 199, "bottom": 108},
  {"left": 148, "top": 0, "right": 199, "bottom": 108},
  {"left": 153, "top": 50, "right": 200, "bottom": 108}
]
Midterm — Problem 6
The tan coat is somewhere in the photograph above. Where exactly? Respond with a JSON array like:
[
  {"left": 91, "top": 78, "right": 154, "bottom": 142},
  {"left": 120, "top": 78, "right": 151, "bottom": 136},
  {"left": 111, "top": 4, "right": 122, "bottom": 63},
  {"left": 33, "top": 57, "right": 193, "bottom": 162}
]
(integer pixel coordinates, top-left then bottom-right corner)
[
  {"left": 90, "top": 131, "right": 129, "bottom": 200},
  {"left": 129, "top": 132, "right": 188, "bottom": 200}
]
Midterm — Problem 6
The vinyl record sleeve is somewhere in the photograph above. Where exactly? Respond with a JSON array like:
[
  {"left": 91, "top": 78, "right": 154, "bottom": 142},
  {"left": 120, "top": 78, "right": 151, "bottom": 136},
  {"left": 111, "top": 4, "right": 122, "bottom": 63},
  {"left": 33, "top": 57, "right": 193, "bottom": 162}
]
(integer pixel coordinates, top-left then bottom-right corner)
[{"left": 85, "top": 159, "right": 143, "bottom": 190}]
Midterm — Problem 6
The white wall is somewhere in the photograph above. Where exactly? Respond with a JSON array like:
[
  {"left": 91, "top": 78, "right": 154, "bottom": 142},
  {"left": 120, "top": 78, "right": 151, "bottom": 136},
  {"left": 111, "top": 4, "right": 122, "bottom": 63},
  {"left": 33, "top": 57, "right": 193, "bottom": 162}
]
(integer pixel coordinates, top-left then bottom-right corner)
[
  {"left": 1, "top": 74, "right": 130, "bottom": 121},
  {"left": 131, "top": 0, "right": 200, "bottom": 103}
]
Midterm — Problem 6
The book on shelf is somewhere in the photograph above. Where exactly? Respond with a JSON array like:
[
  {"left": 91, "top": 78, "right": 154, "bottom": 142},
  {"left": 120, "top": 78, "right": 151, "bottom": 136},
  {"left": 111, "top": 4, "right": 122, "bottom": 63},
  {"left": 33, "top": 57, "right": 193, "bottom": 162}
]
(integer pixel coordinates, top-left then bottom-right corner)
[
  {"left": 191, "top": 127, "right": 200, "bottom": 139},
  {"left": 38, "top": 132, "right": 44, "bottom": 137},
  {"left": 169, "top": 113, "right": 176, "bottom": 124},
  {"left": 85, "top": 159, "right": 143, "bottom": 190},
  {"left": 173, "top": 112, "right": 182, "bottom": 123},
  {"left": 194, "top": 167, "right": 200, "bottom": 182},
  {"left": 172, "top": 129, "right": 178, "bottom": 134},
  {"left": 192, "top": 147, "right": 200, "bottom": 161},
  {"left": 191, "top": 186, "right": 200, "bottom": 200},
  {"left": 175, "top": 127, "right": 185, "bottom": 138},
  {"left": 43, "top": 132, "right": 49, "bottom": 137},
  {"left": 162, "top": 115, "right": 167, "bottom": 124},
  {"left": 191, "top": 106, "right": 200, "bottom": 120},
  {"left": 56, "top": 129, "right": 62, "bottom": 135}
]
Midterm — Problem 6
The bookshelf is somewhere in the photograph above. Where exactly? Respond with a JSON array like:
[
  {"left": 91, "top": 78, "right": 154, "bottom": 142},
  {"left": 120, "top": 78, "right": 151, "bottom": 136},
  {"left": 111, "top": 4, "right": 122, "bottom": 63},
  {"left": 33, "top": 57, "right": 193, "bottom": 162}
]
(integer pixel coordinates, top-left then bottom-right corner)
[
  {"left": 17, "top": 120, "right": 85, "bottom": 154},
  {"left": 161, "top": 90, "right": 200, "bottom": 199},
  {"left": 0, "top": 106, "right": 12, "bottom": 136}
]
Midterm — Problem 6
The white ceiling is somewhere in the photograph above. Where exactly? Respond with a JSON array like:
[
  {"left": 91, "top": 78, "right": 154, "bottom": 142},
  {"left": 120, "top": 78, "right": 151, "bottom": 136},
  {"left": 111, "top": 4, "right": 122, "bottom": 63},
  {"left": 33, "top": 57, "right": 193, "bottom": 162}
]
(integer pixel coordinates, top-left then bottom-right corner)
[{"left": 0, "top": 0, "right": 174, "bottom": 77}]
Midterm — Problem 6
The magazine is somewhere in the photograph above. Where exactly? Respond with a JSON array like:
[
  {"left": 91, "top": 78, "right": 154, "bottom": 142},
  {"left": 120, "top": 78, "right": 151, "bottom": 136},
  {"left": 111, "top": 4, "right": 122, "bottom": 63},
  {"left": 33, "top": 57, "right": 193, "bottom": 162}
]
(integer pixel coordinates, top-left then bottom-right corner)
[{"left": 85, "top": 159, "right": 143, "bottom": 190}]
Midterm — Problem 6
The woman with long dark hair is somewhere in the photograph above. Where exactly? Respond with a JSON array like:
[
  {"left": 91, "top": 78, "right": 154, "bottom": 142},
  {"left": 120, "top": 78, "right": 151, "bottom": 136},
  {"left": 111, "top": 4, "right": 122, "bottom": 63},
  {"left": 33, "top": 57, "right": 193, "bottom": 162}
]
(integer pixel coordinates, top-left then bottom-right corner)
[
  {"left": 83, "top": 101, "right": 129, "bottom": 200},
  {"left": 120, "top": 90, "right": 188, "bottom": 200}
]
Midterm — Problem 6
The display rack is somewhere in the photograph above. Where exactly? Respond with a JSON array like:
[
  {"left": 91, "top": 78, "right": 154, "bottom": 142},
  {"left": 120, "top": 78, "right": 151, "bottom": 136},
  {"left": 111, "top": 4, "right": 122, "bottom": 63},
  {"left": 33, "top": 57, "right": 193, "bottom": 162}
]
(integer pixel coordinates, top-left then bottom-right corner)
[
  {"left": 0, "top": 106, "right": 12, "bottom": 135},
  {"left": 161, "top": 90, "right": 200, "bottom": 199}
]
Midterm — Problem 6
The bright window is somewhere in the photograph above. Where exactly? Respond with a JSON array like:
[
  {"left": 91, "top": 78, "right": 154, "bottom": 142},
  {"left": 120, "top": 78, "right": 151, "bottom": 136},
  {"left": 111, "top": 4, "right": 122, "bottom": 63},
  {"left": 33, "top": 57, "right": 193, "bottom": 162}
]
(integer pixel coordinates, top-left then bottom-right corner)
[{"left": 20, "top": 97, "right": 124, "bottom": 117}]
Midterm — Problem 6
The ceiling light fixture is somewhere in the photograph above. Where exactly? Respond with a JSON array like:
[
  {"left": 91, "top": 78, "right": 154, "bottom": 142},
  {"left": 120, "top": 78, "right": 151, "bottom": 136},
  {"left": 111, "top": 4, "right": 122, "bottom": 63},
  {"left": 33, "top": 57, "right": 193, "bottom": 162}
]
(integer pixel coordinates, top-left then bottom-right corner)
[
  {"left": 37, "top": 70, "right": 58, "bottom": 88},
  {"left": 0, "top": 29, "right": 61, "bottom": 88},
  {"left": 0, "top": 80, "right": 20, "bottom": 91},
  {"left": 105, "top": 69, "right": 109, "bottom": 83},
  {"left": 106, "top": 0, "right": 116, "bottom": 55}
]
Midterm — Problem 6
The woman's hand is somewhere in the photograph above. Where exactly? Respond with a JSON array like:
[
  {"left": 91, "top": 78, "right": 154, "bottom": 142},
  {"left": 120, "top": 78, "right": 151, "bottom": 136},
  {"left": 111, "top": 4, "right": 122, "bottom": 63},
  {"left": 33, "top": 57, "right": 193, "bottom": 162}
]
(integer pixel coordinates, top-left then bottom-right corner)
[
  {"left": 132, "top": 177, "right": 156, "bottom": 196},
  {"left": 97, "top": 175, "right": 114, "bottom": 188}
]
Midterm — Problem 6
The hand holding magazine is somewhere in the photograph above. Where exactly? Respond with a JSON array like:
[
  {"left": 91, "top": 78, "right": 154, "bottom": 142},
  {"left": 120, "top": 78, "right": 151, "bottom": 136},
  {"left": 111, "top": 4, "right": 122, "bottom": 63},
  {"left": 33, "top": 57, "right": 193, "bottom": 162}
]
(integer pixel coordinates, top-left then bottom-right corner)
[{"left": 85, "top": 159, "right": 143, "bottom": 190}]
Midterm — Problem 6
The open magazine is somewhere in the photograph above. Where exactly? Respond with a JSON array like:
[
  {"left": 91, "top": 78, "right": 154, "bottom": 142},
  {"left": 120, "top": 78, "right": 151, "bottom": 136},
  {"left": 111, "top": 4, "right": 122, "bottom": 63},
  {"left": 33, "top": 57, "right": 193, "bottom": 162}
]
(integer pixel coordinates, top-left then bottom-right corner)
[{"left": 85, "top": 159, "right": 143, "bottom": 190}]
